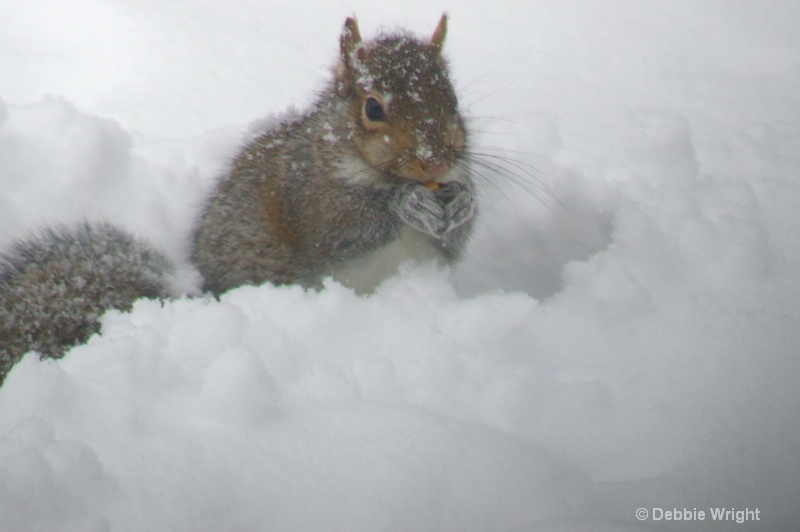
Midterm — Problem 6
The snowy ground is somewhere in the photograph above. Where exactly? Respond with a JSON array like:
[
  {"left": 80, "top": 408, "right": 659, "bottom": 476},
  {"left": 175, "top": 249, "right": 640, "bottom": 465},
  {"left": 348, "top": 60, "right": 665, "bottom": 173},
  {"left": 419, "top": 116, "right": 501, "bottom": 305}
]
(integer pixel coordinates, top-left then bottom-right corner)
[{"left": 1, "top": 1, "right": 799, "bottom": 530}]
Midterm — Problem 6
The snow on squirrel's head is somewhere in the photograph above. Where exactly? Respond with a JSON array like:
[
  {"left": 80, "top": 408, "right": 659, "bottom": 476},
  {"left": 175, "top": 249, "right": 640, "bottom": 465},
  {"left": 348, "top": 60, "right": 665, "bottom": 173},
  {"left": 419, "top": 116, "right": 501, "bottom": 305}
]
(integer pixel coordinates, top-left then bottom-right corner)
[{"left": 334, "top": 15, "right": 466, "bottom": 185}]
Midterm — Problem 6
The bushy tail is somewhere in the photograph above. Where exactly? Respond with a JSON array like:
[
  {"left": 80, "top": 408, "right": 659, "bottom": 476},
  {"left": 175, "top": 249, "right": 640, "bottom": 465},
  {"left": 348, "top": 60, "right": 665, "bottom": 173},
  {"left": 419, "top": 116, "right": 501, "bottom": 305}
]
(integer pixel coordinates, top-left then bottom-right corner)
[{"left": 0, "top": 223, "right": 174, "bottom": 384}]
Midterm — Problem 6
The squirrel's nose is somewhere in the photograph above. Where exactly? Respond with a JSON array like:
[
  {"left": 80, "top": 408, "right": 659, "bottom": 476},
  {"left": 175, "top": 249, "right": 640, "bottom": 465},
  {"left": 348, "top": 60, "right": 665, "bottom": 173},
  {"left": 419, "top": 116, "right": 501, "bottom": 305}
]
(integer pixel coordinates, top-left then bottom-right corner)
[{"left": 423, "top": 161, "right": 449, "bottom": 180}]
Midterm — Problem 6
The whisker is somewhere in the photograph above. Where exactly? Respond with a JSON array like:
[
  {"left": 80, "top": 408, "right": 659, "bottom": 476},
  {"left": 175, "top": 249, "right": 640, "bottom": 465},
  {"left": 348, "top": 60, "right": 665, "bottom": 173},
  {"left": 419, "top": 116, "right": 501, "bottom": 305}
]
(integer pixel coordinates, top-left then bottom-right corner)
[
  {"left": 455, "top": 160, "right": 517, "bottom": 210},
  {"left": 468, "top": 151, "right": 550, "bottom": 184},
  {"left": 459, "top": 67, "right": 510, "bottom": 91},
  {"left": 470, "top": 145, "right": 547, "bottom": 158},
  {"left": 458, "top": 67, "right": 519, "bottom": 108},
  {"left": 460, "top": 149, "right": 563, "bottom": 214},
  {"left": 467, "top": 115, "right": 544, "bottom": 133},
  {"left": 464, "top": 153, "right": 546, "bottom": 196}
]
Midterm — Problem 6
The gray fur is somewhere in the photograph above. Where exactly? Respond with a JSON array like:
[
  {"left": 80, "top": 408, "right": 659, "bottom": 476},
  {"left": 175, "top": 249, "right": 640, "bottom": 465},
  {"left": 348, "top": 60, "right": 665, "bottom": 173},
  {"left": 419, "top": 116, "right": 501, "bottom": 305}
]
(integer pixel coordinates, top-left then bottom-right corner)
[
  {"left": 191, "top": 101, "right": 403, "bottom": 293},
  {"left": 0, "top": 223, "right": 172, "bottom": 385}
]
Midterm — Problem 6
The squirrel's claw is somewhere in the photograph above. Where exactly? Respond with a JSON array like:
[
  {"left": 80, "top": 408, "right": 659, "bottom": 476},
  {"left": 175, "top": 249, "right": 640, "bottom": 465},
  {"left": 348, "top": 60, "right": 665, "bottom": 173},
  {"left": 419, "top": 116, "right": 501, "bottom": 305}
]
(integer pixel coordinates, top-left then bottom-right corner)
[
  {"left": 438, "top": 182, "right": 476, "bottom": 234},
  {"left": 391, "top": 184, "right": 446, "bottom": 238}
]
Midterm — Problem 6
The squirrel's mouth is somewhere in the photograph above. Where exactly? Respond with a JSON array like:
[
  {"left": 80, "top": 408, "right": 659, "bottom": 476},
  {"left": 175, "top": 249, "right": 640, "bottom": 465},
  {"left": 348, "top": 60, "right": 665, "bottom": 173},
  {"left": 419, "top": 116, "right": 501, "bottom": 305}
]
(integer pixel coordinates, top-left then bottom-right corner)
[{"left": 395, "top": 157, "right": 451, "bottom": 183}]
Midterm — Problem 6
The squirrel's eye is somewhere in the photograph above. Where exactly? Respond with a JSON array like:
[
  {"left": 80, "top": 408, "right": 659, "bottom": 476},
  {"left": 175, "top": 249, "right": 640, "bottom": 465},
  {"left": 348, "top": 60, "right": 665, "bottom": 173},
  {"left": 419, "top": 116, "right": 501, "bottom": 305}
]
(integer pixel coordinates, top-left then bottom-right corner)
[{"left": 364, "top": 97, "right": 386, "bottom": 122}]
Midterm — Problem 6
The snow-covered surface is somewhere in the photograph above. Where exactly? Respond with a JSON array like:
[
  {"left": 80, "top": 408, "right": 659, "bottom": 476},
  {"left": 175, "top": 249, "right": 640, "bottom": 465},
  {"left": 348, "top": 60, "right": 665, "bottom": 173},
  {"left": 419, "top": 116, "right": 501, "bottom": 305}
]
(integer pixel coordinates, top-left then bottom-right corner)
[{"left": 1, "top": 1, "right": 799, "bottom": 530}]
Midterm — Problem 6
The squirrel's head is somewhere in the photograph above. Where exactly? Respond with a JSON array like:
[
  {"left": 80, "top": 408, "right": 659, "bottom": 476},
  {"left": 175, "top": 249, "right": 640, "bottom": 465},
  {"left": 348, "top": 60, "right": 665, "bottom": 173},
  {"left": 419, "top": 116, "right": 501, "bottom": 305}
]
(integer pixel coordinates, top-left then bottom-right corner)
[{"left": 335, "top": 14, "right": 466, "bottom": 184}]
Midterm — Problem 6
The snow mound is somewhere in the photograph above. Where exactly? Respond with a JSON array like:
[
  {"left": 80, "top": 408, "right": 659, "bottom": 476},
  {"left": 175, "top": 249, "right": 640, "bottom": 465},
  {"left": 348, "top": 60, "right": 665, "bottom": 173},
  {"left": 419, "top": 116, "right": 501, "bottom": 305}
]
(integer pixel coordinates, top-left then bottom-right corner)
[{"left": 2, "top": 1, "right": 800, "bottom": 530}]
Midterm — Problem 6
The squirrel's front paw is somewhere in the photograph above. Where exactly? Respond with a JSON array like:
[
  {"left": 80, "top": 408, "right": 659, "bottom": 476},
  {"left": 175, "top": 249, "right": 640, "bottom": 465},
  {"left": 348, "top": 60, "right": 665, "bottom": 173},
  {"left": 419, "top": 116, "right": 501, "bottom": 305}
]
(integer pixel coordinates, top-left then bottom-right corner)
[
  {"left": 437, "top": 182, "right": 476, "bottom": 233},
  {"left": 391, "top": 184, "right": 445, "bottom": 238}
]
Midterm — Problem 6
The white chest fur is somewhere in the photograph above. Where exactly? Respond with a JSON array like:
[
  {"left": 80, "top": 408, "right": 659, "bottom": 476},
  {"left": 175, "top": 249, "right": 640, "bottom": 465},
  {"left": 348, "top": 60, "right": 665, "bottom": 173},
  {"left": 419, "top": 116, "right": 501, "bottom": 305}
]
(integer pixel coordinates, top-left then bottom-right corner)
[{"left": 332, "top": 227, "right": 440, "bottom": 294}]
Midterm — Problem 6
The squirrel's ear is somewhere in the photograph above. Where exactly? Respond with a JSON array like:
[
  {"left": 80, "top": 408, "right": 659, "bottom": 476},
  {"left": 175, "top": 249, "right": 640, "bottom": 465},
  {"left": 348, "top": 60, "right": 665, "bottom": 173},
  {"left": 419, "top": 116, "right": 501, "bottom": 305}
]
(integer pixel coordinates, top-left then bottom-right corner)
[
  {"left": 429, "top": 13, "right": 447, "bottom": 53},
  {"left": 336, "top": 17, "right": 363, "bottom": 95},
  {"left": 340, "top": 17, "right": 362, "bottom": 66}
]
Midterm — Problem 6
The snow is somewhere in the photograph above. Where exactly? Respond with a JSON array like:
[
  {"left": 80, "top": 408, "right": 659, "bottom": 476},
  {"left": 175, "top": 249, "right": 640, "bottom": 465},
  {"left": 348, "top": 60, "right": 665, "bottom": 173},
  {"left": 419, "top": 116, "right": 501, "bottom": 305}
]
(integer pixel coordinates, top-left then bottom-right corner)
[{"left": 1, "top": 1, "right": 799, "bottom": 530}]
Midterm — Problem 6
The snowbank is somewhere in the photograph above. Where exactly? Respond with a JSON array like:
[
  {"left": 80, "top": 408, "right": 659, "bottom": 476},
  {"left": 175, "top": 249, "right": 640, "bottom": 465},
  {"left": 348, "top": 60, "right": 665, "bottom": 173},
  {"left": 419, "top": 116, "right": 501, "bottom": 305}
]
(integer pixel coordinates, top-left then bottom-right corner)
[{"left": 1, "top": 1, "right": 799, "bottom": 530}]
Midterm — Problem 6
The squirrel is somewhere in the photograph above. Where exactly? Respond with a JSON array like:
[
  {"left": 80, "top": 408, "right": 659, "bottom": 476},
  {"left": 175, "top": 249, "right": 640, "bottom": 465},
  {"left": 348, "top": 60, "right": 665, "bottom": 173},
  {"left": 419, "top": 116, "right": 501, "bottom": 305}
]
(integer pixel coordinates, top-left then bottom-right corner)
[
  {"left": 0, "top": 14, "right": 475, "bottom": 384},
  {"left": 193, "top": 14, "right": 475, "bottom": 294}
]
